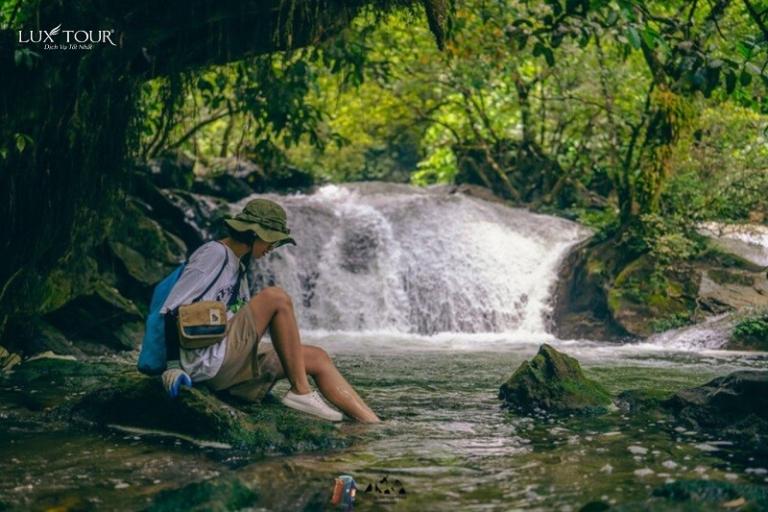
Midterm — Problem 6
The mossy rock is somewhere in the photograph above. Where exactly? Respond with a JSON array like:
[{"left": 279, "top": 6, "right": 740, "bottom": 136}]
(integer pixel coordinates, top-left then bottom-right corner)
[
  {"left": 7, "top": 357, "right": 124, "bottom": 387},
  {"left": 147, "top": 477, "right": 259, "bottom": 512},
  {"left": 663, "top": 371, "right": 768, "bottom": 455},
  {"left": 71, "top": 372, "right": 347, "bottom": 453},
  {"left": 7, "top": 357, "right": 347, "bottom": 454},
  {"left": 498, "top": 344, "right": 612, "bottom": 415},
  {"left": 107, "top": 199, "right": 187, "bottom": 286},
  {"left": 608, "top": 255, "right": 698, "bottom": 337}
]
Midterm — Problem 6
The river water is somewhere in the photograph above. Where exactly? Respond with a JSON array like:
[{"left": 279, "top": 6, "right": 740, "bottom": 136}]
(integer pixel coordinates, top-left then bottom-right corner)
[{"left": 1, "top": 184, "right": 767, "bottom": 510}]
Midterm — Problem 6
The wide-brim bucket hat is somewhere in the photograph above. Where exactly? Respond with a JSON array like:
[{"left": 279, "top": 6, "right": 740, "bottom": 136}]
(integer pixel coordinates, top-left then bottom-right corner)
[{"left": 224, "top": 198, "right": 296, "bottom": 248}]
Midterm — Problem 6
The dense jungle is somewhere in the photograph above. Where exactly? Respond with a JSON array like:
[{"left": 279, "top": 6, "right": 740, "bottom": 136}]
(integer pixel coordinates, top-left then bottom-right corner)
[{"left": 1, "top": 0, "right": 768, "bottom": 510}]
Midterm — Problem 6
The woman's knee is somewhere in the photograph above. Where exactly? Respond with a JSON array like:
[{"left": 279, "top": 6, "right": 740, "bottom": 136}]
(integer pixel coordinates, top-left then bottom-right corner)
[
  {"left": 303, "top": 345, "right": 332, "bottom": 373},
  {"left": 253, "top": 286, "right": 293, "bottom": 312}
]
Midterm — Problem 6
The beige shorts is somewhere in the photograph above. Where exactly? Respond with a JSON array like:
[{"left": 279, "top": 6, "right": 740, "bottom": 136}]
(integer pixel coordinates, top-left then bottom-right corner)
[{"left": 206, "top": 305, "right": 284, "bottom": 402}]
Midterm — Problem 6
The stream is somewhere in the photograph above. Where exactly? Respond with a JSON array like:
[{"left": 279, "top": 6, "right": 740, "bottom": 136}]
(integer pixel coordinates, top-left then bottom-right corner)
[{"left": 2, "top": 339, "right": 767, "bottom": 510}]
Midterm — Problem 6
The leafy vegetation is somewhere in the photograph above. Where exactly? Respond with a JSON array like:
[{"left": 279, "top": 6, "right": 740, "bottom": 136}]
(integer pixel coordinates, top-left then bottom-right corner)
[{"left": 732, "top": 308, "right": 768, "bottom": 347}]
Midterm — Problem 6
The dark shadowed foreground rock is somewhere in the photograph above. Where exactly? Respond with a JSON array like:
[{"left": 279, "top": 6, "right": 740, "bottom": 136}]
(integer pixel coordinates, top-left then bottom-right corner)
[
  {"left": 6, "top": 357, "right": 347, "bottom": 454},
  {"left": 72, "top": 374, "right": 347, "bottom": 453},
  {"left": 650, "top": 480, "right": 768, "bottom": 510},
  {"left": 663, "top": 370, "right": 768, "bottom": 454},
  {"left": 499, "top": 344, "right": 611, "bottom": 414}
]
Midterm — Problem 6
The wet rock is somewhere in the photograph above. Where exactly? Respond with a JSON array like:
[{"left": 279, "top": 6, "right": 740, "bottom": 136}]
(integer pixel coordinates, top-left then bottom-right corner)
[
  {"left": 698, "top": 268, "right": 768, "bottom": 315},
  {"left": 107, "top": 199, "right": 186, "bottom": 287},
  {"left": 247, "top": 164, "right": 314, "bottom": 193},
  {"left": 146, "top": 152, "right": 196, "bottom": 190},
  {"left": 554, "top": 235, "right": 768, "bottom": 340},
  {"left": 191, "top": 158, "right": 259, "bottom": 201},
  {"left": 45, "top": 280, "right": 143, "bottom": 351},
  {"left": 651, "top": 480, "right": 768, "bottom": 509},
  {"left": 551, "top": 239, "right": 631, "bottom": 341},
  {"left": 664, "top": 371, "right": 768, "bottom": 454},
  {"left": 192, "top": 173, "right": 254, "bottom": 201},
  {"left": 146, "top": 476, "right": 259, "bottom": 512},
  {"left": 152, "top": 189, "right": 230, "bottom": 249},
  {"left": 71, "top": 370, "right": 347, "bottom": 453},
  {"left": 2, "top": 318, "right": 86, "bottom": 358},
  {"left": 498, "top": 344, "right": 612, "bottom": 414}
]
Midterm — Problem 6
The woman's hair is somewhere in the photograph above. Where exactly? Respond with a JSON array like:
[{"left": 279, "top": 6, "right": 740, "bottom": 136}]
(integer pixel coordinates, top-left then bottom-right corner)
[{"left": 227, "top": 225, "right": 259, "bottom": 246}]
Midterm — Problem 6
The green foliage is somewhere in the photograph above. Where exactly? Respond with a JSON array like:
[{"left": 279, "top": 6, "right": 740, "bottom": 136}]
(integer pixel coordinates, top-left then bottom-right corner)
[
  {"left": 651, "top": 313, "right": 692, "bottom": 333},
  {"left": 732, "top": 309, "right": 768, "bottom": 344},
  {"left": 132, "top": 0, "right": 768, "bottom": 266}
]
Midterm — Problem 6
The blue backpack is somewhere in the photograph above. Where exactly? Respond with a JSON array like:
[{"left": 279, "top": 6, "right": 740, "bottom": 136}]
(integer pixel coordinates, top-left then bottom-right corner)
[{"left": 137, "top": 243, "right": 230, "bottom": 375}]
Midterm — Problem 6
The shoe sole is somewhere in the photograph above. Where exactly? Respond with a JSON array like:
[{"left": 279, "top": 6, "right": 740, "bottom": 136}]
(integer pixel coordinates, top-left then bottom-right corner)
[{"left": 281, "top": 396, "right": 343, "bottom": 422}]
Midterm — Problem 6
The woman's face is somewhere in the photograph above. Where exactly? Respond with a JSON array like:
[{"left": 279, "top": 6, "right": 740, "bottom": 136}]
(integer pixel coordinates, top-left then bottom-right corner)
[{"left": 250, "top": 239, "right": 274, "bottom": 259}]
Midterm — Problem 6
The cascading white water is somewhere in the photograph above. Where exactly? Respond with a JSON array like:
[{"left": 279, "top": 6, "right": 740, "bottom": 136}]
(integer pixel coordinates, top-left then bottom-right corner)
[{"left": 234, "top": 183, "right": 591, "bottom": 337}]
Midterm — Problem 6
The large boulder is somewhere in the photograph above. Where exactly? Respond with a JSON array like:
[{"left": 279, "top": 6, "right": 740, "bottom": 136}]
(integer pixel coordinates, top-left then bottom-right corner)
[
  {"left": 663, "top": 371, "right": 768, "bottom": 454},
  {"left": 5, "top": 357, "right": 347, "bottom": 454},
  {"left": 73, "top": 377, "right": 348, "bottom": 453},
  {"left": 107, "top": 198, "right": 187, "bottom": 287},
  {"left": 498, "top": 344, "right": 611, "bottom": 414},
  {"left": 44, "top": 280, "right": 144, "bottom": 351},
  {"left": 553, "top": 235, "right": 768, "bottom": 341}
]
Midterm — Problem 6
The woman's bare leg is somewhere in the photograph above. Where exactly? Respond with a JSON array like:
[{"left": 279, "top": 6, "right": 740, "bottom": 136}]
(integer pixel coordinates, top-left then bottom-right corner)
[
  {"left": 248, "top": 287, "right": 311, "bottom": 395},
  {"left": 303, "top": 345, "right": 380, "bottom": 423}
]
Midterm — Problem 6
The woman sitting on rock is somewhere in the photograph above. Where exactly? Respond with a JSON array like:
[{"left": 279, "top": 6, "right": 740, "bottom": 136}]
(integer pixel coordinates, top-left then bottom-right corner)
[{"left": 160, "top": 198, "right": 380, "bottom": 423}]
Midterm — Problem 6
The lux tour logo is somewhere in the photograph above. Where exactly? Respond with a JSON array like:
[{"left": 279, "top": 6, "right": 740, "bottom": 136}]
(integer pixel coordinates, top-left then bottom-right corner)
[{"left": 18, "top": 24, "right": 118, "bottom": 50}]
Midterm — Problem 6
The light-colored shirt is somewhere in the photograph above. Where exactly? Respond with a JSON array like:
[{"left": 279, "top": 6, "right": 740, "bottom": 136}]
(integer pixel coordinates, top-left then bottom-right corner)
[{"left": 161, "top": 241, "right": 250, "bottom": 382}]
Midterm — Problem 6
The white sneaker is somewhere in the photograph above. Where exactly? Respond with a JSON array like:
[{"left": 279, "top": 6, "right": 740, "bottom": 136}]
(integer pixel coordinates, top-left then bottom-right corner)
[{"left": 281, "top": 390, "right": 344, "bottom": 422}]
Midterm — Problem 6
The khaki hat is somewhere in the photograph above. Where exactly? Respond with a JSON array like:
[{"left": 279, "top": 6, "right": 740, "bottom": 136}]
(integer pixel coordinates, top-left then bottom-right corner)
[{"left": 225, "top": 198, "right": 296, "bottom": 247}]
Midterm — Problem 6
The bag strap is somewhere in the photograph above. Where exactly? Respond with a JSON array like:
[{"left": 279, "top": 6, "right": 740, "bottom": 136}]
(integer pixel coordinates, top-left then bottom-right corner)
[{"left": 191, "top": 241, "right": 230, "bottom": 303}]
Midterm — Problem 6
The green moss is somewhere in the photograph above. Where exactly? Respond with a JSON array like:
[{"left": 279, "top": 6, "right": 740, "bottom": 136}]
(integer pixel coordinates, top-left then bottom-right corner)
[
  {"left": 7, "top": 358, "right": 347, "bottom": 454},
  {"left": 499, "top": 344, "right": 612, "bottom": 414}
]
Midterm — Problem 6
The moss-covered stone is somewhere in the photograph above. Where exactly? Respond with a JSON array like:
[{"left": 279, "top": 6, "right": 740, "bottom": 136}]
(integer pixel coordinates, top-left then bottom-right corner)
[
  {"left": 6, "top": 357, "right": 347, "bottom": 454},
  {"left": 663, "top": 370, "right": 768, "bottom": 455},
  {"left": 71, "top": 372, "right": 347, "bottom": 453},
  {"left": 107, "top": 199, "right": 186, "bottom": 286},
  {"left": 498, "top": 344, "right": 612, "bottom": 414},
  {"left": 44, "top": 280, "right": 143, "bottom": 351}
]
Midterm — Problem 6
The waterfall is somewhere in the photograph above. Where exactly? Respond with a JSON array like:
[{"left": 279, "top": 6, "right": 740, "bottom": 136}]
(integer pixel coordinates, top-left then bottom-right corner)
[{"left": 233, "top": 183, "right": 591, "bottom": 337}]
